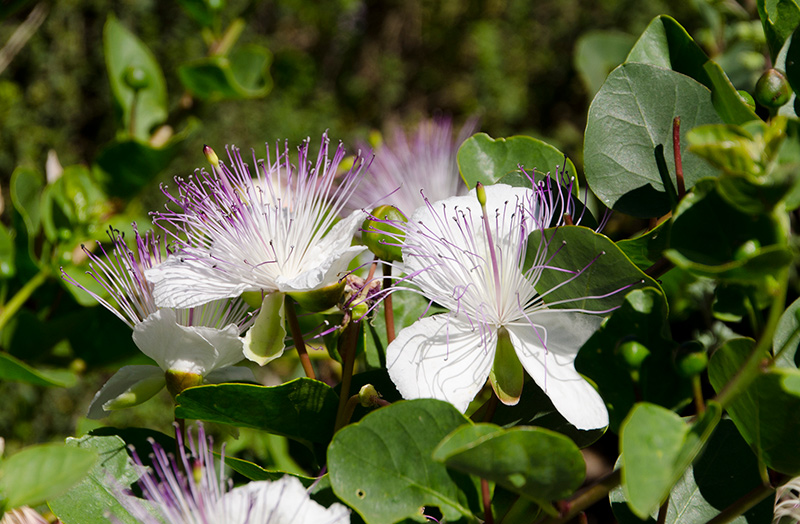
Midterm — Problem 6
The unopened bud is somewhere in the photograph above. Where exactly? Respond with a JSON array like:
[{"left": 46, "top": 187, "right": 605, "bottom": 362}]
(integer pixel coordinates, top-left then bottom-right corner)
[
  {"left": 123, "top": 66, "right": 150, "bottom": 91},
  {"left": 358, "top": 384, "right": 382, "bottom": 407},
  {"left": 476, "top": 182, "right": 487, "bottom": 207},
  {"left": 204, "top": 145, "right": 220, "bottom": 168},
  {"left": 755, "top": 69, "right": 792, "bottom": 109},
  {"left": 363, "top": 205, "right": 406, "bottom": 262}
]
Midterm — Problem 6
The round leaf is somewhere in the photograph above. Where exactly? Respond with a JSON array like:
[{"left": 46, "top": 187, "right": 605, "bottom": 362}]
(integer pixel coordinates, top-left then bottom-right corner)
[
  {"left": 584, "top": 62, "right": 722, "bottom": 217},
  {"left": 328, "top": 399, "right": 476, "bottom": 523},
  {"left": 433, "top": 424, "right": 585, "bottom": 503},
  {"left": 457, "top": 133, "right": 577, "bottom": 190},
  {"left": 774, "top": 296, "right": 800, "bottom": 368},
  {"left": 178, "top": 44, "right": 272, "bottom": 100},
  {"left": 0, "top": 444, "right": 96, "bottom": 510}
]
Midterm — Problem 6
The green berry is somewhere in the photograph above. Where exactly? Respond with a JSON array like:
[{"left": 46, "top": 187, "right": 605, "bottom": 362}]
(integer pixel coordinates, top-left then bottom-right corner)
[
  {"left": 755, "top": 69, "right": 792, "bottom": 109},
  {"left": 674, "top": 342, "right": 708, "bottom": 377},
  {"left": 619, "top": 340, "right": 650, "bottom": 369},
  {"left": 123, "top": 66, "right": 150, "bottom": 90}
]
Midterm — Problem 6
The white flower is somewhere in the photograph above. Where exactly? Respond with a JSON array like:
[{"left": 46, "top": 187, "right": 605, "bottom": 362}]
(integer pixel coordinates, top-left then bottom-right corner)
[
  {"left": 145, "top": 134, "right": 368, "bottom": 364},
  {"left": 62, "top": 226, "right": 255, "bottom": 418},
  {"left": 774, "top": 476, "right": 800, "bottom": 523},
  {"left": 115, "top": 425, "right": 350, "bottom": 524},
  {"left": 386, "top": 181, "right": 617, "bottom": 430}
]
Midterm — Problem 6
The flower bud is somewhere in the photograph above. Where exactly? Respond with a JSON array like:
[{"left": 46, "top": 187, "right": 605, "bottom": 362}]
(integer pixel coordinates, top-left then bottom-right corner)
[
  {"left": 358, "top": 384, "right": 382, "bottom": 407},
  {"left": 203, "top": 144, "right": 220, "bottom": 168},
  {"left": 123, "top": 66, "right": 150, "bottom": 91},
  {"left": 674, "top": 341, "right": 708, "bottom": 378},
  {"left": 362, "top": 205, "right": 406, "bottom": 262},
  {"left": 755, "top": 69, "right": 792, "bottom": 109},
  {"left": 618, "top": 340, "right": 650, "bottom": 370},
  {"left": 476, "top": 182, "right": 487, "bottom": 207}
]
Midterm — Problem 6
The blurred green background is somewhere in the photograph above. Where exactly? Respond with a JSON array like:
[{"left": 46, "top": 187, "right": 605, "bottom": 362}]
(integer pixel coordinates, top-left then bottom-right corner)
[{"left": 0, "top": 0, "right": 766, "bottom": 456}]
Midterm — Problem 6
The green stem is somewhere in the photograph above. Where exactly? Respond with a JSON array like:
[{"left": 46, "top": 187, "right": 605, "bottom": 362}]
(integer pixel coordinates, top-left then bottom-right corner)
[
  {"left": 285, "top": 296, "right": 315, "bottom": 380},
  {"left": 714, "top": 266, "right": 788, "bottom": 409},
  {"left": 383, "top": 265, "right": 395, "bottom": 344},
  {"left": 537, "top": 469, "right": 621, "bottom": 524},
  {"left": 0, "top": 269, "right": 49, "bottom": 333},
  {"left": 334, "top": 321, "right": 360, "bottom": 432},
  {"left": 210, "top": 18, "right": 245, "bottom": 56},
  {"left": 705, "top": 482, "right": 774, "bottom": 524}
]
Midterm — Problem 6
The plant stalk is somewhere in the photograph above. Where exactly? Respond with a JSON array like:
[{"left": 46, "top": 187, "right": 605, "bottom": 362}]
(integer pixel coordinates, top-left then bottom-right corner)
[
  {"left": 0, "top": 269, "right": 49, "bottom": 333},
  {"left": 285, "top": 296, "right": 316, "bottom": 380}
]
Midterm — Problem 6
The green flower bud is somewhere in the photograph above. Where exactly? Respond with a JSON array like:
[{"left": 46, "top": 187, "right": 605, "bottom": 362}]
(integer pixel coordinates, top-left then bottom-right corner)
[
  {"left": 674, "top": 342, "right": 708, "bottom": 378},
  {"left": 123, "top": 66, "right": 150, "bottom": 90},
  {"left": 203, "top": 144, "right": 220, "bottom": 168},
  {"left": 358, "top": 384, "right": 382, "bottom": 407},
  {"left": 289, "top": 280, "right": 346, "bottom": 312},
  {"left": 618, "top": 340, "right": 650, "bottom": 370},
  {"left": 362, "top": 205, "right": 406, "bottom": 262},
  {"left": 755, "top": 69, "right": 792, "bottom": 109}
]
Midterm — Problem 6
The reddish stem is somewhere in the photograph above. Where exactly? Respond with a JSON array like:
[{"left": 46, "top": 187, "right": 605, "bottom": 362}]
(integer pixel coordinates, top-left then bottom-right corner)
[{"left": 673, "top": 117, "right": 685, "bottom": 198}]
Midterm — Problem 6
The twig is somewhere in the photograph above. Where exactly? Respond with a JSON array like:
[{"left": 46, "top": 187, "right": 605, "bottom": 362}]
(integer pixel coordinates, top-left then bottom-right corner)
[{"left": 0, "top": 3, "right": 48, "bottom": 75}]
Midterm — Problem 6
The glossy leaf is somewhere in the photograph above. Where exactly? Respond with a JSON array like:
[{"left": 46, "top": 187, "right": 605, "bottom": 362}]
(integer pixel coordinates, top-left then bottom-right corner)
[
  {"left": 574, "top": 30, "right": 636, "bottom": 98},
  {"left": 9, "top": 166, "right": 44, "bottom": 237},
  {"left": 0, "top": 444, "right": 95, "bottom": 511},
  {"left": 577, "top": 287, "right": 687, "bottom": 433},
  {"left": 774, "top": 296, "right": 800, "bottom": 368},
  {"left": 620, "top": 402, "right": 721, "bottom": 519},
  {"left": 585, "top": 63, "right": 723, "bottom": 217},
  {"left": 626, "top": 15, "right": 757, "bottom": 125},
  {"left": 616, "top": 219, "right": 671, "bottom": 271},
  {"left": 665, "top": 179, "right": 792, "bottom": 280},
  {"left": 48, "top": 435, "right": 139, "bottom": 524},
  {"left": 175, "top": 379, "right": 339, "bottom": 445},
  {"left": 104, "top": 16, "right": 168, "bottom": 140},
  {"left": 611, "top": 419, "right": 773, "bottom": 523},
  {"left": 525, "top": 225, "right": 665, "bottom": 312},
  {"left": 757, "top": 0, "right": 800, "bottom": 61},
  {"left": 457, "top": 133, "right": 577, "bottom": 190},
  {"left": 328, "top": 399, "right": 477, "bottom": 523},
  {"left": 178, "top": 44, "right": 272, "bottom": 100},
  {"left": 0, "top": 352, "right": 76, "bottom": 387},
  {"left": 433, "top": 424, "right": 584, "bottom": 504},
  {"left": 709, "top": 338, "right": 800, "bottom": 475}
]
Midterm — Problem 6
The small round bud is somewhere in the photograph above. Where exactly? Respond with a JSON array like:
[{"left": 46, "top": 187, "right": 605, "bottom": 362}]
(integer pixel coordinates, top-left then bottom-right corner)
[
  {"left": 737, "top": 90, "right": 756, "bottom": 112},
  {"left": 362, "top": 205, "right": 406, "bottom": 262},
  {"left": 123, "top": 66, "right": 150, "bottom": 90},
  {"left": 733, "top": 239, "right": 760, "bottom": 261},
  {"left": 674, "top": 341, "right": 708, "bottom": 378},
  {"left": 618, "top": 340, "right": 650, "bottom": 370},
  {"left": 755, "top": 69, "right": 792, "bottom": 109},
  {"left": 358, "top": 384, "right": 382, "bottom": 407}
]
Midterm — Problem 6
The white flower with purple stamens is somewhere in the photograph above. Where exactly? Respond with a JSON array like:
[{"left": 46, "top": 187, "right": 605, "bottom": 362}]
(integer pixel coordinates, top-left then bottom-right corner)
[
  {"left": 385, "top": 180, "right": 618, "bottom": 431},
  {"left": 774, "top": 476, "right": 800, "bottom": 523},
  {"left": 116, "top": 425, "right": 350, "bottom": 524},
  {"left": 343, "top": 117, "right": 477, "bottom": 217},
  {"left": 145, "top": 134, "right": 368, "bottom": 365},
  {"left": 61, "top": 226, "right": 255, "bottom": 419}
]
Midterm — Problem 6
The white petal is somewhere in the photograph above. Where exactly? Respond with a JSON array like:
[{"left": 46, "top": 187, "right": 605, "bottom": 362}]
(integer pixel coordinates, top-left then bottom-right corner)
[
  {"left": 132, "top": 309, "right": 245, "bottom": 375},
  {"left": 506, "top": 312, "right": 608, "bottom": 430},
  {"left": 87, "top": 365, "right": 164, "bottom": 419},
  {"left": 243, "top": 292, "right": 287, "bottom": 365},
  {"left": 217, "top": 476, "right": 350, "bottom": 524},
  {"left": 387, "top": 315, "right": 495, "bottom": 412},
  {"left": 146, "top": 255, "right": 258, "bottom": 308},
  {"left": 276, "top": 211, "right": 366, "bottom": 293}
]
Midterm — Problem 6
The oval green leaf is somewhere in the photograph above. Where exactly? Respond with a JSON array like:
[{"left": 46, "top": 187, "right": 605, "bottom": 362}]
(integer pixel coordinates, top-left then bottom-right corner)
[
  {"left": 328, "top": 399, "right": 477, "bottom": 523},
  {"left": 0, "top": 352, "right": 76, "bottom": 387},
  {"left": 175, "top": 379, "right": 339, "bottom": 445},
  {"left": 178, "top": 44, "right": 272, "bottom": 100},
  {"left": 457, "top": 133, "right": 577, "bottom": 190},
  {"left": 585, "top": 62, "right": 723, "bottom": 218},
  {"left": 434, "top": 424, "right": 585, "bottom": 503},
  {"left": 0, "top": 444, "right": 96, "bottom": 511},
  {"left": 104, "top": 16, "right": 168, "bottom": 140}
]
